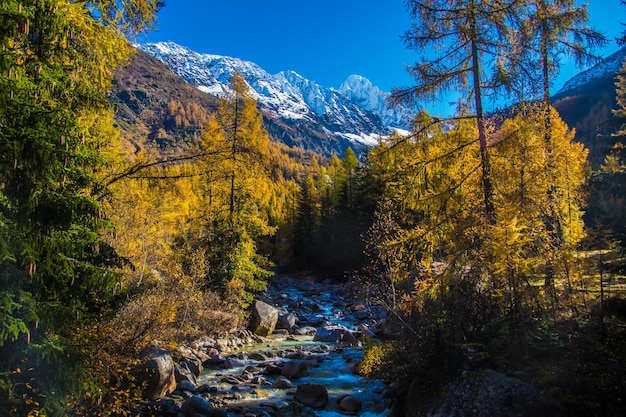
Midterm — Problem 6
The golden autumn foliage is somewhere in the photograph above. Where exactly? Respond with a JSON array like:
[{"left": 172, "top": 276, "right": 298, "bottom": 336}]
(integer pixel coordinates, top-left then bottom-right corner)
[
  {"left": 362, "top": 105, "right": 590, "bottom": 352},
  {"left": 1, "top": 1, "right": 161, "bottom": 416}
]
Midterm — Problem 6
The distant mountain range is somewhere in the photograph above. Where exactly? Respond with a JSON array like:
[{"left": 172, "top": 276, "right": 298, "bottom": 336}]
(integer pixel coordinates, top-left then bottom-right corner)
[
  {"left": 111, "top": 41, "right": 626, "bottom": 163},
  {"left": 135, "top": 42, "right": 414, "bottom": 156}
]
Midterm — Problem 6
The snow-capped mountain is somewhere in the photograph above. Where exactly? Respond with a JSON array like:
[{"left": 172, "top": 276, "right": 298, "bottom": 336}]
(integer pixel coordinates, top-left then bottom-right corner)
[
  {"left": 137, "top": 42, "right": 412, "bottom": 155},
  {"left": 557, "top": 45, "right": 626, "bottom": 95},
  {"left": 339, "top": 74, "right": 413, "bottom": 129}
]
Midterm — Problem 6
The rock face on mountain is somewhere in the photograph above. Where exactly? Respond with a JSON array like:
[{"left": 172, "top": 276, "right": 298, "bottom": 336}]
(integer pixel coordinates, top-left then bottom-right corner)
[
  {"left": 556, "top": 46, "right": 626, "bottom": 96},
  {"left": 112, "top": 41, "right": 624, "bottom": 161},
  {"left": 552, "top": 45, "right": 626, "bottom": 167},
  {"left": 339, "top": 74, "right": 414, "bottom": 129},
  {"left": 136, "top": 41, "right": 413, "bottom": 157}
]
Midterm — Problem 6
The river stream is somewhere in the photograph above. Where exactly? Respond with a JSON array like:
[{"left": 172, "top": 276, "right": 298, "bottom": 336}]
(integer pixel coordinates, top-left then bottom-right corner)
[{"left": 195, "top": 276, "right": 391, "bottom": 417}]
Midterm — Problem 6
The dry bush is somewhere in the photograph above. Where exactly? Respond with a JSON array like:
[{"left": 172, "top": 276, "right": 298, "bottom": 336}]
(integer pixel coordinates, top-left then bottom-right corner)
[{"left": 72, "top": 274, "right": 240, "bottom": 416}]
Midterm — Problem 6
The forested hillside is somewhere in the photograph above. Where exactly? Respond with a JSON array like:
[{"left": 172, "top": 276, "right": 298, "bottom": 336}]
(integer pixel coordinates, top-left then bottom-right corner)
[
  {"left": 1, "top": 1, "right": 626, "bottom": 417},
  {"left": 110, "top": 49, "right": 219, "bottom": 152}
]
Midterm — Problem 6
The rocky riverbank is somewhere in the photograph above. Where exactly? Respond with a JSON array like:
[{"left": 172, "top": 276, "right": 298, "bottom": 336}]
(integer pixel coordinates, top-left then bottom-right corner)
[{"left": 132, "top": 275, "right": 391, "bottom": 417}]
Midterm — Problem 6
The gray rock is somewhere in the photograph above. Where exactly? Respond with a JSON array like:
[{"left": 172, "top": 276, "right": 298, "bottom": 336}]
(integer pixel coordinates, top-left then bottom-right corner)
[
  {"left": 248, "top": 352, "right": 268, "bottom": 361},
  {"left": 197, "top": 383, "right": 215, "bottom": 394},
  {"left": 175, "top": 362, "right": 197, "bottom": 386},
  {"left": 294, "top": 383, "right": 329, "bottom": 409},
  {"left": 264, "top": 363, "right": 282, "bottom": 375},
  {"left": 272, "top": 376, "right": 294, "bottom": 388},
  {"left": 281, "top": 360, "right": 310, "bottom": 379},
  {"left": 179, "top": 352, "right": 203, "bottom": 377},
  {"left": 313, "top": 327, "right": 358, "bottom": 345},
  {"left": 134, "top": 346, "right": 177, "bottom": 400},
  {"left": 339, "top": 395, "right": 362, "bottom": 412},
  {"left": 276, "top": 313, "right": 298, "bottom": 332},
  {"left": 177, "top": 379, "right": 197, "bottom": 393},
  {"left": 293, "top": 326, "right": 317, "bottom": 336},
  {"left": 180, "top": 395, "right": 213, "bottom": 416},
  {"left": 276, "top": 402, "right": 318, "bottom": 417},
  {"left": 249, "top": 299, "right": 279, "bottom": 336}
]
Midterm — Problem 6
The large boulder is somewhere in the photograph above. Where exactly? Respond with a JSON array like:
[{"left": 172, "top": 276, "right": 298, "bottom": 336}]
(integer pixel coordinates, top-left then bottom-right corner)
[
  {"left": 180, "top": 395, "right": 213, "bottom": 416},
  {"left": 281, "top": 360, "right": 310, "bottom": 379},
  {"left": 134, "top": 347, "right": 177, "bottom": 400},
  {"left": 405, "top": 369, "right": 560, "bottom": 417},
  {"left": 313, "top": 326, "right": 358, "bottom": 345},
  {"left": 248, "top": 299, "right": 279, "bottom": 336},
  {"left": 339, "top": 395, "right": 362, "bottom": 412},
  {"left": 276, "top": 312, "right": 298, "bottom": 332},
  {"left": 294, "top": 383, "right": 329, "bottom": 409}
]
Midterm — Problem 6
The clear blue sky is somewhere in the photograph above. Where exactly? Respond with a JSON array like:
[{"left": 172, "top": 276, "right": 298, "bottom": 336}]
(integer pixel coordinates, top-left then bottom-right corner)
[{"left": 138, "top": 0, "right": 624, "bottom": 96}]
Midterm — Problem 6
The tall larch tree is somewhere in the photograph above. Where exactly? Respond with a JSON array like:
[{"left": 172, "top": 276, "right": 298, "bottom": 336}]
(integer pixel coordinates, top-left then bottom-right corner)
[
  {"left": 199, "top": 71, "right": 274, "bottom": 306},
  {"left": 517, "top": 0, "right": 605, "bottom": 289},
  {"left": 393, "top": 0, "right": 523, "bottom": 222}
]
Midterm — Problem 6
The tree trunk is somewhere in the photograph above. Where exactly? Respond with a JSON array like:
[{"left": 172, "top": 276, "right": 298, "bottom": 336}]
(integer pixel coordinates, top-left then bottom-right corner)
[{"left": 470, "top": 0, "right": 495, "bottom": 223}]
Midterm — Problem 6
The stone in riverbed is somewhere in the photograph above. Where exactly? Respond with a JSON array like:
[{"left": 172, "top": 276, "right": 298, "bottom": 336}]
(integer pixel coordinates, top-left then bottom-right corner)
[
  {"left": 248, "top": 352, "right": 268, "bottom": 361},
  {"left": 177, "top": 379, "right": 197, "bottom": 393},
  {"left": 175, "top": 362, "right": 197, "bottom": 386},
  {"left": 276, "top": 312, "right": 298, "bottom": 332},
  {"left": 313, "top": 326, "right": 358, "bottom": 345},
  {"left": 134, "top": 346, "right": 177, "bottom": 400},
  {"left": 272, "top": 376, "right": 294, "bottom": 388},
  {"left": 293, "top": 326, "right": 317, "bottom": 336},
  {"left": 179, "top": 353, "right": 203, "bottom": 377},
  {"left": 248, "top": 299, "right": 279, "bottom": 336},
  {"left": 180, "top": 394, "right": 213, "bottom": 416},
  {"left": 339, "top": 395, "right": 362, "bottom": 412},
  {"left": 276, "top": 402, "right": 318, "bottom": 417},
  {"left": 281, "top": 360, "right": 310, "bottom": 379},
  {"left": 294, "top": 383, "right": 329, "bottom": 409}
]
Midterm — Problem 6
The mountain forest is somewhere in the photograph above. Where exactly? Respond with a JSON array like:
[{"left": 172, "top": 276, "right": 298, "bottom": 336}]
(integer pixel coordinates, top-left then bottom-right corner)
[{"left": 1, "top": 1, "right": 626, "bottom": 416}]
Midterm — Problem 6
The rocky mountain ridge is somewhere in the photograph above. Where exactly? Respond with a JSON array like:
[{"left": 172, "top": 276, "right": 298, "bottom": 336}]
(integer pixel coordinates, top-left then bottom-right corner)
[
  {"left": 136, "top": 42, "right": 414, "bottom": 155},
  {"left": 557, "top": 45, "right": 626, "bottom": 95},
  {"left": 112, "top": 41, "right": 625, "bottom": 161}
]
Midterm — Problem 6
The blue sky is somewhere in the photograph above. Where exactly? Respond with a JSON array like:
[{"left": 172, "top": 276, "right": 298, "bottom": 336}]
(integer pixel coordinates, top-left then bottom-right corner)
[{"left": 138, "top": 0, "right": 624, "bottom": 97}]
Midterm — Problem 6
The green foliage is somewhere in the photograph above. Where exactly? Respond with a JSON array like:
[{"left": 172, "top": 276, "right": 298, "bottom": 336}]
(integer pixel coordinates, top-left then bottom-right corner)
[
  {"left": 197, "top": 71, "right": 275, "bottom": 303},
  {"left": 0, "top": 1, "right": 160, "bottom": 415},
  {"left": 292, "top": 173, "right": 320, "bottom": 268},
  {"left": 288, "top": 146, "right": 377, "bottom": 273},
  {"left": 356, "top": 339, "right": 415, "bottom": 381},
  {"left": 585, "top": 59, "right": 626, "bottom": 243}
]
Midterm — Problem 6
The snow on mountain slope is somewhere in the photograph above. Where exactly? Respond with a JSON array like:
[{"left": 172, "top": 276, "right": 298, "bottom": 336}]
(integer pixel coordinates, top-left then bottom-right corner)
[
  {"left": 137, "top": 42, "right": 411, "bottom": 153},
  {"left": 339, "top": 74, "right": 414, "bottom": 129},
  {"left": 557, "top": 46, "right": 626, "bottom": 95}
]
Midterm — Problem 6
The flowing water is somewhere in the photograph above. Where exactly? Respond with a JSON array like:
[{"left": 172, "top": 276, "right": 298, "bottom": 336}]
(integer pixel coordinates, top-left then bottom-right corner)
[{"left": 196, "top": 277, "right": 391, "bottom": 416}]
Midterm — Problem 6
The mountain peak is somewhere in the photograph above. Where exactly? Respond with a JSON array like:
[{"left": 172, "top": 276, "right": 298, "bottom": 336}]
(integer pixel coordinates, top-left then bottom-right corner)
[
  {"left": 339, "top": 74, "right": 414, "bottom": 130},
  {"left": 137, "top": 41, "right": 414, "bottom": 154}
]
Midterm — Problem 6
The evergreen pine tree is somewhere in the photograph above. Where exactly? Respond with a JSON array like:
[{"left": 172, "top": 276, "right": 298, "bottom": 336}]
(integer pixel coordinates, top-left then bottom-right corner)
[{"left": 0, "top": 1, "right": 161, "bottom": 414}]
